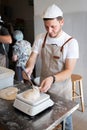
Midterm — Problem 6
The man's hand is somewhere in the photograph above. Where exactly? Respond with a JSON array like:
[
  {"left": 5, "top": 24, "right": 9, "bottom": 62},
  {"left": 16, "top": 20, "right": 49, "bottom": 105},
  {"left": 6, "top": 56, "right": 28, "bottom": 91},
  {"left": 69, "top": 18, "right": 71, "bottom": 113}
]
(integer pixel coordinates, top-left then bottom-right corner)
[
  {"left": 39, "top": 76, "right": 53, "bottom": 92},
  {"left": 22, "top": 67, "right": 33, "bottom": 80},
  {"left": 12, "top": 55, "right": 18, "bottom": 61}
]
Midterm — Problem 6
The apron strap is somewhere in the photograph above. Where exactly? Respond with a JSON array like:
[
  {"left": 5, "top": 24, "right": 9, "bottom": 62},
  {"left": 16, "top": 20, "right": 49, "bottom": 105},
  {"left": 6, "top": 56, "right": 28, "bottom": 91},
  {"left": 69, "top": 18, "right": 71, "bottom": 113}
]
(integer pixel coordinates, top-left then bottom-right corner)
[
  {"left": 60, "top": 37, "right": 73, "bottom": 52},
  {"left": 42, "top": 33, "right": 48, "bottom": 48},
  {"left": 42, "top": 33, "right": 73, "bottom": 52}
]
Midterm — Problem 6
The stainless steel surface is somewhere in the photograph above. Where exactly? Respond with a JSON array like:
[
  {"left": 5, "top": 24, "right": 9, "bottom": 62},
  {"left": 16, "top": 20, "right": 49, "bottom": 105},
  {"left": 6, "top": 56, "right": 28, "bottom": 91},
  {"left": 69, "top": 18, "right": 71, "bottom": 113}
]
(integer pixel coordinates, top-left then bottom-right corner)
[{"left": 0, "top": 83, "right": 79, "bottom": 130}]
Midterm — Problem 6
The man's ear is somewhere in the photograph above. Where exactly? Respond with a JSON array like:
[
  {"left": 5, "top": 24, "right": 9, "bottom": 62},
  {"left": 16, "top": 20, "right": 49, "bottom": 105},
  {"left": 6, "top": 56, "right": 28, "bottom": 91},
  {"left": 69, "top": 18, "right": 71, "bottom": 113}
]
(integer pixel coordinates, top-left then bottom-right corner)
[{"left": 60, "top": 18, "right": 64, "bottom": 26}]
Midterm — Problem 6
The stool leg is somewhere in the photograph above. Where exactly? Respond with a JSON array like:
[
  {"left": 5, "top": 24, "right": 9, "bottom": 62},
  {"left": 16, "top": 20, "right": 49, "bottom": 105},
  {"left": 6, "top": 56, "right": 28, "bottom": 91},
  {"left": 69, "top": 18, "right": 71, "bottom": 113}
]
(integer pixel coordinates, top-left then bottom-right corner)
[
  {"left": 72, "top": 81, "right": 76, "bottom": 101},
  {"left": 79, "top": 80, "right": 84, "bottom": 112}
]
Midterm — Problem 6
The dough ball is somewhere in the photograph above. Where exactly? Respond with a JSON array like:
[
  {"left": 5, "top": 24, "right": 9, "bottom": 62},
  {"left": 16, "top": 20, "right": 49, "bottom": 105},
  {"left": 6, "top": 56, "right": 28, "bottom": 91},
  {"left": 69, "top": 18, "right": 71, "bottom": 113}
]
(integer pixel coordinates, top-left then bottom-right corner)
[
  {"left": 23, "top": 86, "right": 40, "bottom": 102},
  {"left": 0, "top": 87, "right": 19, "bottom": 100}
]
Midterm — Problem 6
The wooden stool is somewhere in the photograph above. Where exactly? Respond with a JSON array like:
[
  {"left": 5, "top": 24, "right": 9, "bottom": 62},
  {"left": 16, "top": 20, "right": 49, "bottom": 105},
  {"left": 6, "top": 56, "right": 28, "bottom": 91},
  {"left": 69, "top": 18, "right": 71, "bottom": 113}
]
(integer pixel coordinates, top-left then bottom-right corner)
[{"left": 71, "top": 74, "right": 84, "bottom": 112}]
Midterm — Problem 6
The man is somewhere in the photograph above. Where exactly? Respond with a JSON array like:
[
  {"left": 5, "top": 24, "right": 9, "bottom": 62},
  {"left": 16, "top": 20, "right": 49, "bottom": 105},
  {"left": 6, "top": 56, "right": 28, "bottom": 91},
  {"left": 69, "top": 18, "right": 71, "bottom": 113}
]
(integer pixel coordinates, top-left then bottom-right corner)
[
  {"left": 12, "top": 30, "right": 31, "bottom": 82},
  {"left": 25, "top": 4, "right": 79, "bottom": 130},
  {"left": 0, "top": 16, "right": 12, "bottom": 67}
]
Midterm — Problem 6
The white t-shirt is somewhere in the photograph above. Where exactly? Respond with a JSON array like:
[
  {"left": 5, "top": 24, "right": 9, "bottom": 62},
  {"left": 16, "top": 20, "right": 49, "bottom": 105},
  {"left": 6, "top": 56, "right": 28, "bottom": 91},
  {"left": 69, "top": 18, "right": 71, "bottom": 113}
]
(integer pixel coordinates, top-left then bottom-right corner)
[{"left": 32, "top": 31, "right": 79, "bottom": 60}]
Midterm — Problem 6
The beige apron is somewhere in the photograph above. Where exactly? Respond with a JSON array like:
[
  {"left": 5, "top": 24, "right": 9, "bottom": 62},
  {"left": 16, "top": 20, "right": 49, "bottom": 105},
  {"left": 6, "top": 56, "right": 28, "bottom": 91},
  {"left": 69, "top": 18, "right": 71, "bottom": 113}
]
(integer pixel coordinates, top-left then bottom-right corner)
[{"left": 40, "top": 33, "right": 73, "bottom": 100}]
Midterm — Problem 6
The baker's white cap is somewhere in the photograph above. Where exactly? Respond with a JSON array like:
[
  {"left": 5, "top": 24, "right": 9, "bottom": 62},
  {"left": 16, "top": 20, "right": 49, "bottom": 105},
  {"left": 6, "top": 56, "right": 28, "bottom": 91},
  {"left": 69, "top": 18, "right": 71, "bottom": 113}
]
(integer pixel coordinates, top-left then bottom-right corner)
[{"left": 42, "top": 4, "right": 63, "bottom": 19}]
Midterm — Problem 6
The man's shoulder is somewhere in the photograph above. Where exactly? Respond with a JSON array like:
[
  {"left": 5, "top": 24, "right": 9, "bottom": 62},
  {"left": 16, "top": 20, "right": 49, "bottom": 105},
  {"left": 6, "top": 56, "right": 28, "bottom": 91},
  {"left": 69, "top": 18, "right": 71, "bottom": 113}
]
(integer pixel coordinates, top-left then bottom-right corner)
[
  {"left": 35, "top": 33, "right": 46, "bottom": 39},
  {"left": 19, "top": 40, "right": 31, "bottom": 46},
  {"left": 63, "top": 32, "right": 77, "bottom": 41},
  {"left": 0, "top": 26, "right": 9, "bottom": 35},
  {"left": 0, "top": 26, "right": 7, "bottom": 31}
]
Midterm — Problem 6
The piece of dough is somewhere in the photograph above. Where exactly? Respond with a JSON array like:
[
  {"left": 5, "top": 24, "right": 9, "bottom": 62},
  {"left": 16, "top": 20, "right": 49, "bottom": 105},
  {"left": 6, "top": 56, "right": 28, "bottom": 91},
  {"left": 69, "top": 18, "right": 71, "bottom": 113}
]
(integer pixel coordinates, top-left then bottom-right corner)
[
  {"left": 0, "top": 87, "right": 19, "bottom": 100},
  {"left": 23, "top": 86, "right": 40, "bottom": 102}
]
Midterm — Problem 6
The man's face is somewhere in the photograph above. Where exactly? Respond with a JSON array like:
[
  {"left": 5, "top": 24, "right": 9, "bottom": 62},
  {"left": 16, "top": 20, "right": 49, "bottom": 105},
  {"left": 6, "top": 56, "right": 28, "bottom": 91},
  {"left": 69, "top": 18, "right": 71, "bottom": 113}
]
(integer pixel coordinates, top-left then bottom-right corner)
[{"left": 44, "top": 18, "right": 64, "bottom": 38}]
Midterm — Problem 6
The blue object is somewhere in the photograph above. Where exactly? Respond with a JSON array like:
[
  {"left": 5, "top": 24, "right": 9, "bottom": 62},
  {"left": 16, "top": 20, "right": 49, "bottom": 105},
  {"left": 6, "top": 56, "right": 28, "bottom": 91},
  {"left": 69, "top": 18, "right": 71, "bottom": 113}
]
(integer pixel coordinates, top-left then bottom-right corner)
[{"left": 13, "top": 30, "right": 24, "bottom": 41}]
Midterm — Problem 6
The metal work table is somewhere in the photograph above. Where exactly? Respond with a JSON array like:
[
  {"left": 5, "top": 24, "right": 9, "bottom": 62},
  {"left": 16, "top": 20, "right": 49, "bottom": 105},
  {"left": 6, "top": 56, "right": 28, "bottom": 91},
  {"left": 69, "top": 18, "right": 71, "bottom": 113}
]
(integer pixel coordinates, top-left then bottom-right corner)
[{"left": 0, "top": 83, "right": 79, "bottom": 130}]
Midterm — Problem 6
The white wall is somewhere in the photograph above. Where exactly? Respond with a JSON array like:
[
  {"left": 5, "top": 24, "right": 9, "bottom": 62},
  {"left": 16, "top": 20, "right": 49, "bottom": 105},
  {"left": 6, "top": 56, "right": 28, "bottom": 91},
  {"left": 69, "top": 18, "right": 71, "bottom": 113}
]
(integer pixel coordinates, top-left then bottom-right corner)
[
  {"left": 34, "top": 0, "right": 87, "bottom": 35},
  {"left": 34, "top": 0, "right": 87, "bottom": 15},
  {"left": 34, "top": 0, "right": 87, "bottom": 105}
]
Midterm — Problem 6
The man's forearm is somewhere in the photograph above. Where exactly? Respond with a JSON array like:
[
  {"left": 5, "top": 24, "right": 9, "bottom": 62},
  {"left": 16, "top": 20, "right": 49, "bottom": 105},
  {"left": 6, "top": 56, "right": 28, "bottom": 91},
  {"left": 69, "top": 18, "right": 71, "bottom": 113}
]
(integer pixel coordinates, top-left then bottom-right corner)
[
  {"left": 54, "top": 59, "right": 77, "bottom": 82},
  {"left": 0, "top": 35, "right": 12, "bottom": 44},
  {"left": 26, "top": 52, "right": 38, "bottom": 71}
]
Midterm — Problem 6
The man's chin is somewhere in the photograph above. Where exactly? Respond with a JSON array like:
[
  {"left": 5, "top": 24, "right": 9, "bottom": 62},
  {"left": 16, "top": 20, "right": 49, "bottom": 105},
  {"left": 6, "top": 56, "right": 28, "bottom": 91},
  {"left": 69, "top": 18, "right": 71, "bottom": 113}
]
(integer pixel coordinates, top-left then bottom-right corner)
[{"left": 49, "top": 34, "right": 57, "bottom": 38}]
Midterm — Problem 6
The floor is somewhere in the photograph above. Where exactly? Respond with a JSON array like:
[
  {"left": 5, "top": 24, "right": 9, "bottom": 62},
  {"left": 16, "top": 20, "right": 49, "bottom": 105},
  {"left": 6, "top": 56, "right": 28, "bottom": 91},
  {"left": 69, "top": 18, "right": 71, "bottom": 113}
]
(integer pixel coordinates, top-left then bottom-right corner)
[{"left": 73, "top": 101, "right": 87, "bottom": 130}]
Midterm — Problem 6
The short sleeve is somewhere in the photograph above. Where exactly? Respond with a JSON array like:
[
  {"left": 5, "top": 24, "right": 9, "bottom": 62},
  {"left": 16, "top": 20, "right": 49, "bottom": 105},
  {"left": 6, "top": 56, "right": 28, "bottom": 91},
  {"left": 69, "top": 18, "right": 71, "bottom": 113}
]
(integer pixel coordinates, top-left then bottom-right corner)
[
  {"left": 32, "top": 33, "right": 45, "bottom": 54},
  {"left": 1, "top": 27, "right": 10, "bottom": 35},
  {"left": 65, "top": 39, "right": 79, "bottom": 59}
]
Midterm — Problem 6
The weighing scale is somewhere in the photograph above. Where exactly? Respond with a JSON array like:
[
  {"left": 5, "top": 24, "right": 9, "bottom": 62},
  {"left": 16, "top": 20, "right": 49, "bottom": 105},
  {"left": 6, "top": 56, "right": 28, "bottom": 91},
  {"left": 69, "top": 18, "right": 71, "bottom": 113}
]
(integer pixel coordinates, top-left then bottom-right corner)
[{"left": 13, "top": 90, "right": 54, "bottom": 116}]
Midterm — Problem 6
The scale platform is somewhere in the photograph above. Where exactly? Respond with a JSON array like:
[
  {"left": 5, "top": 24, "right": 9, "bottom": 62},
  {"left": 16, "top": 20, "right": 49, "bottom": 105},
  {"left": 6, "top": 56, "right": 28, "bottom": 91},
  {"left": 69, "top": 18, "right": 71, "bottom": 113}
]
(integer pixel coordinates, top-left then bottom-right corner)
[{"left": 13, "top": 90, "right": 54, "bottom": 116}]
